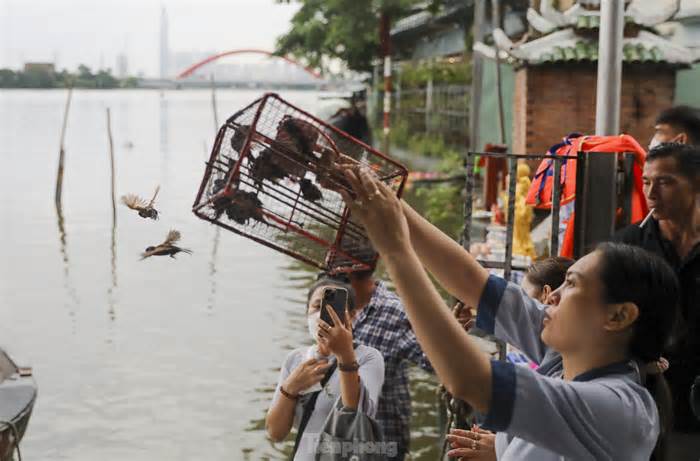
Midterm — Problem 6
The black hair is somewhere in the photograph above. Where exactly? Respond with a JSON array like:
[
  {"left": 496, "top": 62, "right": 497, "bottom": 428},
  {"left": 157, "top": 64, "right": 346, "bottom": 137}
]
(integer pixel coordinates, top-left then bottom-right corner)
[
  {"left": 306, "top": 277, "right": 357, "bottom": 312},
  {"left": 348, "top": 267, "right": 376, "bottom": 281},
  {"left": 596, "top": 243, "right": 680, "bottom": 460},
  {"left": 647, "top": 142, "right": 700, "bottom": 186},
  {"left": 655, "top": 105, "right": 700, "bottom": 145},
  {"left": 525, "top": 257, "right": 575, "bottom": 292}
]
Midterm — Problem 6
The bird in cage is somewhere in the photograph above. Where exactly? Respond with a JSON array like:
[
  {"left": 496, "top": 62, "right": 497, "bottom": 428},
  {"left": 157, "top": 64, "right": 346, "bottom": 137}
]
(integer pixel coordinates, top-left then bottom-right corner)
[
  {"left": 211, "top": 188, "right": 268, "bottom": 226},
  {"left": 212, "top": 178, "right": 227, "bottom": 195},
  {"left": 299, "top": 178, "right": 323, "bottom": 202},
  {"left": 270, "top": 116, "right": 319, "bottom": 178},
  {"left": 141, "top": 229, "right": 192, "bottom": 260},
  {"left": 230, "top": 124, "right": 251, "bottom": 153},
  {"left": 226, "top": 190, "right": 268, "bottom": 226},
  {"left": 121, "top": 186, "right": 161, "bottom": 220},
  {"left": 248, "top": 147, "right": 288, "bottom": 188}
]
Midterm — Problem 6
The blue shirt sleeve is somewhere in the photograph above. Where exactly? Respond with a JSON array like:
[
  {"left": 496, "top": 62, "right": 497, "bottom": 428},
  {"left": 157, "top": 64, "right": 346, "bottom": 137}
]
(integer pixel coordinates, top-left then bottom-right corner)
[{"left": 475, "top": 275, "right": 548, "bottom": 364}]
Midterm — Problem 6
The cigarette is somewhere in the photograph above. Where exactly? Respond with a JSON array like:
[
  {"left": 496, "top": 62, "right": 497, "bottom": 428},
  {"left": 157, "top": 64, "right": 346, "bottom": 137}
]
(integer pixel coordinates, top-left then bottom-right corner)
[{"left": 639, "top": 209, "right": 655, "bottom": 228}]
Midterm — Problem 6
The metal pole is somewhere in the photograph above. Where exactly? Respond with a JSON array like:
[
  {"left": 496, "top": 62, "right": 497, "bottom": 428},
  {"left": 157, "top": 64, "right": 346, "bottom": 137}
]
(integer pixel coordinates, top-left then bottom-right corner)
[
  {"left": 425, "top": 73, "right": 433, "bottom": 133},
  {"left": 491, "top": 0, "right": 506, "bottom": 145},
  {"left": 462, "top": 153, "right": 476, "bottom": 250},
  {"left": 380, "top": 12, "right": 392, "bottom": 136},
  {"left": 469, "top": 0, "right": 486, "bottom": 151},
  {"left": 504, "top": 158, "right": 517, "bottom": 282},
  {"left": 595, "top": 0, "right": 624, "bottom": 135},
  {"left": 550, "top": 157, "right": 562, "bottom": 257}
]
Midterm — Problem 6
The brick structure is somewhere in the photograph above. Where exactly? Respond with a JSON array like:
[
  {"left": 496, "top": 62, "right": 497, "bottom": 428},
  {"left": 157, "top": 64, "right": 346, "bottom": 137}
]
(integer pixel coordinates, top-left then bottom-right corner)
[
  {"left": 476, "top": 0, "right": 697, "bottom": 159},
  {"left": 513, "top": 64, "right": 676, "bottom": 155}
]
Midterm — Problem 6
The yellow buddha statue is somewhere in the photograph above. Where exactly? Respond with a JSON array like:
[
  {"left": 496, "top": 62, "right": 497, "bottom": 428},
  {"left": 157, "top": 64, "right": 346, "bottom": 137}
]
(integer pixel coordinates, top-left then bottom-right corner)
[{"left": 502, "top": 162, "right": 536, "bottom": 259}]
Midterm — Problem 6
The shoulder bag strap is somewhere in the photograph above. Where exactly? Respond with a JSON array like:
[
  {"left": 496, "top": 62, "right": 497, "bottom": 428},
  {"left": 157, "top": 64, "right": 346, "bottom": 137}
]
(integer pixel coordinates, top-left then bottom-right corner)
[{"left": 289, "top": 361, "right": 338, "bottom": 460}]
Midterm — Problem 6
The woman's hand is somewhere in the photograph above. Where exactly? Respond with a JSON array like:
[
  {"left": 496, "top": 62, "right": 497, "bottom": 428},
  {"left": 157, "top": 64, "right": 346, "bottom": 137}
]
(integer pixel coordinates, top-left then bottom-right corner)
[
  {"left": 339, "top": 165, "right": 411, "bottom": 257},
  {"left": 645, "top": 357, "right": 670, "bottom": 375},
  {"left": 453, "top": 302, "right": 475, "bottom": 331},
  {"left": 283, "top": 358, "right": 331, "bottom": 395},
  {"left": 317, "top": 306, "right": 355, "bottom": 363},
  {"left": 446, "top": 426, "right": 497, "bottom": 460},
  {"left": 317, "top": 305, "right": 355, "bottom": 364}
]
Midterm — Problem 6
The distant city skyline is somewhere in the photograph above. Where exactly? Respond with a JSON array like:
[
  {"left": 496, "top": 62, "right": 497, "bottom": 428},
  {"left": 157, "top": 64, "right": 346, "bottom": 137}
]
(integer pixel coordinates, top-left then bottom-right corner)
[{"left": 0, "top": 0, "right": 300, "bottom": 77}]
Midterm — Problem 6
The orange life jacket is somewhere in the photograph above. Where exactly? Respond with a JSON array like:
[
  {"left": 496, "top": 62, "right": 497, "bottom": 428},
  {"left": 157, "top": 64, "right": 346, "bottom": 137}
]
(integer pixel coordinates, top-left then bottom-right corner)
[{"left": 526, "top": 133, "right": 648, "bottom": 258}]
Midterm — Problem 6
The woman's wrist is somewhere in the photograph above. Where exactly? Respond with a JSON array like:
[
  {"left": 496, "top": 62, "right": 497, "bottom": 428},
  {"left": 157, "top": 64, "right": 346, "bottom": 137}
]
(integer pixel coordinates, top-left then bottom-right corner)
[
  {"left": 336, "top": 347, "right": 356, "bottom": 366},
  {"left": 283, "top": 378, "right": 300, "bottom": 396},
  {"left": 280, "top": 385, "right": 299, "bottom": 400}
]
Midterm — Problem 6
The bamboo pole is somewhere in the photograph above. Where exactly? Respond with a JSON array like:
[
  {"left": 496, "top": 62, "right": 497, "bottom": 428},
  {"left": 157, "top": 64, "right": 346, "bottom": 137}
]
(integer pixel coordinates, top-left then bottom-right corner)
[
  {"left": 210, "top": 74, "right": 219, "bottom": 132},
  {"left": 106, "top": 107, "right": 117, "bottom": 319},
  {"left": 207, "top": 79, "right": 221, "bottom": 311},
  {"left": 55, "top": 86, "right": 74, "bottom": 209},
  {"left": 106, "top": 108, "right": 116, "bottom": 224}
]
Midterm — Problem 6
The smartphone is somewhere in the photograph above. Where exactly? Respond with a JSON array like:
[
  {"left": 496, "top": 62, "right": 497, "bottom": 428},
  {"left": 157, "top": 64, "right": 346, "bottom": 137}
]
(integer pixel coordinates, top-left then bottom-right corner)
[{"left": 321, "top": 287, "right": 348, "bottom": 327}]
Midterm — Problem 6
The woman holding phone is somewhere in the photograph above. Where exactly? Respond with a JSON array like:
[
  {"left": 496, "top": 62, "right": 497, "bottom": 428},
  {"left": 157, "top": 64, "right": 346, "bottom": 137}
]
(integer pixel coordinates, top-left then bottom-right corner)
[
  {"left": 266, "top": 278, "right": 385, "bottom": 460},
  {"left": 339, "top": 166, "right": 679, "bottom": 460}
]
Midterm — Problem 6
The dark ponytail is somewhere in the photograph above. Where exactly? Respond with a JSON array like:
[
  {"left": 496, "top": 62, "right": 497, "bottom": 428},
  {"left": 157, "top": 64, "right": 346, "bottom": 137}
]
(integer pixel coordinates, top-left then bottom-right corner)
[{"left": 597, "top": 243, "right": 680, "bottom": 460}]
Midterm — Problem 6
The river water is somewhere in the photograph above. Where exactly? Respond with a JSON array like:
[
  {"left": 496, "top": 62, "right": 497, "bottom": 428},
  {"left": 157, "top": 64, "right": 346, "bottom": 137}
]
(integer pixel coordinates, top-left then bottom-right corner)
[{"left": 0, "top": 89, "right": 440, "bottom": 460}]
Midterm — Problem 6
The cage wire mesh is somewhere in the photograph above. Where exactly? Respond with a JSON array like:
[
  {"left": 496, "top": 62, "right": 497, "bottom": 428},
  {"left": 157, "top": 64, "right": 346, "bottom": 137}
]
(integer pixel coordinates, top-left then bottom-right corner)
[{"left": 193, "top": 93, "right": 408, "bottom": 273}]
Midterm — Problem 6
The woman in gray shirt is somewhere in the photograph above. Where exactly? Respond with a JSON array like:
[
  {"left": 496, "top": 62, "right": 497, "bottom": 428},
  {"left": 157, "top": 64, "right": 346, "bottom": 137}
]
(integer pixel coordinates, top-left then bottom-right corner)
[
  {"left": 340, "top": 166, "right": 679, "bottom": 460},
  {"left": 266, "top": 278, "right": 385, "bottom": 460}
]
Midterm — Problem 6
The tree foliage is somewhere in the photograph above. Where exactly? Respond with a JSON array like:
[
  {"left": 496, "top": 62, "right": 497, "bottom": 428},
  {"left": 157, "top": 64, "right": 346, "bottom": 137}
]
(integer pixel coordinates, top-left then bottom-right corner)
[
  {"left": 275, "top": 0, "right": 445, "bottom": 73},
  {"left": 0, "top": 65, "right": 133, "bottom": 89}
]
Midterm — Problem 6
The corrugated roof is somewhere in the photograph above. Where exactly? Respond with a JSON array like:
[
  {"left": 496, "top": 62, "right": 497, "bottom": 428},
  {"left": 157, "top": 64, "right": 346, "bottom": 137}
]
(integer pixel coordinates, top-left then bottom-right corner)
[{"left": 391, "top": 2, "right": 469, "bottom": 38}]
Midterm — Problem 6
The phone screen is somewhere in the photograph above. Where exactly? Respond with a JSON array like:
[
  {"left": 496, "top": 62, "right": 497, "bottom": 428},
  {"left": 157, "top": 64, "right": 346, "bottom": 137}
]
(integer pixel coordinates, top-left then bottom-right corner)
[{"left": 321, "top": 287, "right": 348, "bottom": 327}]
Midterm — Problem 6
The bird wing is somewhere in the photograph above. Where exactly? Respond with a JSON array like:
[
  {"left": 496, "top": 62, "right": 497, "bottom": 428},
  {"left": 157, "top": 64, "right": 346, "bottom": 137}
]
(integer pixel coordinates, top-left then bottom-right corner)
[
  {"left": 162, "top": 229, "right": 181, "bottom": 246},
  {"left": 148, "top": 185, "right": 160, "bottom": 207},
  {"left": 121, "top": 194, "right": 148, "bottom": 211}
]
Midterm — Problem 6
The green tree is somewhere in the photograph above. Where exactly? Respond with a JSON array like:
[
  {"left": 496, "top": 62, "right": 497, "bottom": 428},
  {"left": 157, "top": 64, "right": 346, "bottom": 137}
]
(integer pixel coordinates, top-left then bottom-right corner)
[
  {"left": 0, "top": 69, "right": 18, "bottom": 88},
  {"left": 275, "top": 0, "right": 444, "bottom": 73}
]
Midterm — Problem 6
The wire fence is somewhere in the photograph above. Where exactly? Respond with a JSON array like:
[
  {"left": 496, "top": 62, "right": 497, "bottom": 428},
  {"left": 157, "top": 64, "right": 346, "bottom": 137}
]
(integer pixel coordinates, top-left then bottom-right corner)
[{"left": 375, "top": 84, "right": 470, "bottom": 146}]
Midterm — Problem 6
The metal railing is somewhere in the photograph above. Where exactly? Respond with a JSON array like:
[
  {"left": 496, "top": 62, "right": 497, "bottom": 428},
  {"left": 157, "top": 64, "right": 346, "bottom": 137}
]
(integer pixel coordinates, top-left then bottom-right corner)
[
  {"left": 375, "top": 84, "right": 470, "bottom": 145},
  {"left": 462, "top": 150, "right": 637, "bottom": 279}
]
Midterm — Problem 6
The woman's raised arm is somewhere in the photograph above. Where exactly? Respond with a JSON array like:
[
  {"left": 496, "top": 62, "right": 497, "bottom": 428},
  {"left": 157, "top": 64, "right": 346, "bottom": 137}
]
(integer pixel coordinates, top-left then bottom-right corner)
[
  {"left": 401, "top": 200, "right": 489, "bottom": 308},
  {"left": 340, "top": 168, "right": 493, "bottom": 410}
]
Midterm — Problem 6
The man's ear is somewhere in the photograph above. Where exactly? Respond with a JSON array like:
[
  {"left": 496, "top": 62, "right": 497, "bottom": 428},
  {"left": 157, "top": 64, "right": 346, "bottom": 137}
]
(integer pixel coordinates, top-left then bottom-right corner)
[
  {"left": 540, "top": 284, "right": 552, "bottom": 303},
  {"left": 603, "top": 302, "right": 639, "bottom": 332},
  {"left": 678, "top": 132, "right": 689, "bottom": 145}
]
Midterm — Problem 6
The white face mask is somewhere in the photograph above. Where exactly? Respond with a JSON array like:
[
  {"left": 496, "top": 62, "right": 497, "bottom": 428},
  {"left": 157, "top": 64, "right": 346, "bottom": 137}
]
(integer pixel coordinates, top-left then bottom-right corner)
[
  {"left": 648, "top": 136, "right": 662, "bottom": 151},
  {"left": 307, "top": 311, "right": 320, "bottom": 342}
]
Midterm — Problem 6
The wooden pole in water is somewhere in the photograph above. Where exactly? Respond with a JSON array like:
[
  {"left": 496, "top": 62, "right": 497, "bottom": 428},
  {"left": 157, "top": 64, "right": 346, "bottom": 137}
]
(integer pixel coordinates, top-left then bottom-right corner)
[
  {"left": 55, "top": 86, "right": 74, "bottom": 209},
  {"left": 106, "top": 108, "right": 118, "bottom": 320},
  {"left": 210, "top": 74, "right": 219, "bottom": 132},
  {"left": 106, "top": 108, "right": 116, "bottom": 225}
]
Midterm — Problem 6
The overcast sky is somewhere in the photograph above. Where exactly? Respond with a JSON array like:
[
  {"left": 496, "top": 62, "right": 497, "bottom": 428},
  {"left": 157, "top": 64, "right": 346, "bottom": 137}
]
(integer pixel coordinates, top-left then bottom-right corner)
[{"left": 1, "top": 0, "right": 300, "bottom": 76}]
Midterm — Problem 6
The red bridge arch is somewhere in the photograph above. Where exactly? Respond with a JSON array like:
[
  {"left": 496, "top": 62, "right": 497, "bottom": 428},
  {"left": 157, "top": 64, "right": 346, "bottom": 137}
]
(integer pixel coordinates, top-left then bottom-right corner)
[{"left": 176, "top": 49, "right": 322, "bottom": 80}]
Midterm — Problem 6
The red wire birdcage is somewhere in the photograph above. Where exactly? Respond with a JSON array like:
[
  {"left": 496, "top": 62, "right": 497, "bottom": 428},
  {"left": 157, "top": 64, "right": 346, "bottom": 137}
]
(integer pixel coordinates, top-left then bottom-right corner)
[{"left": 193, "top": 93, "right": 408, "bottom": 273}]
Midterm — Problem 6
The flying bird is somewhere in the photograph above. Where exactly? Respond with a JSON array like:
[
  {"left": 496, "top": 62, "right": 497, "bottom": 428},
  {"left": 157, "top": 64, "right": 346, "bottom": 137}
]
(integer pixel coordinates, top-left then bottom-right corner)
[
  {"left": 141, "top": 229, "right": 192, "bottom": 260},
  {"left": 121, "top": 186, "right": 161, "bottom": 220}
]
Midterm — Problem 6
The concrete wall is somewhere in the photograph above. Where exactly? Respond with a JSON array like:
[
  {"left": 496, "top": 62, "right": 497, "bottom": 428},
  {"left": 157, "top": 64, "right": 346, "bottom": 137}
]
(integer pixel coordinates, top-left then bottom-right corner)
[{"left": 477, "top": 59, "right": 515, "bottom": 151}]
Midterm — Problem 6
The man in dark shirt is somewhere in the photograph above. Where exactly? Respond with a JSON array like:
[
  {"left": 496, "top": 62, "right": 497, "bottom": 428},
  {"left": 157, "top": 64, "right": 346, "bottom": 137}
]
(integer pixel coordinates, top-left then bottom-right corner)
[{"left": 614, "top": 143, "right": 700, "bottom": 459}]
